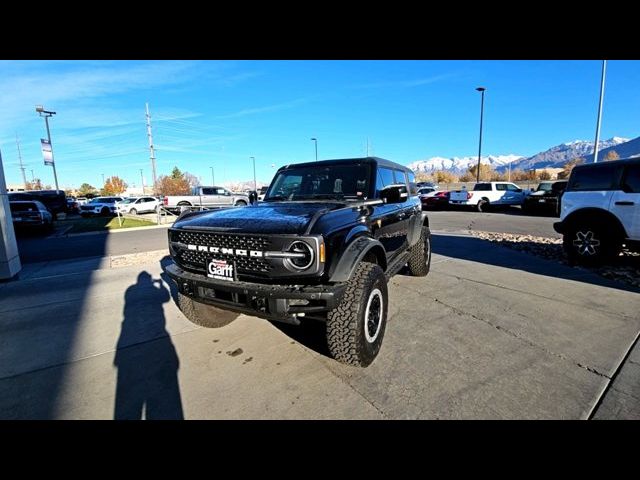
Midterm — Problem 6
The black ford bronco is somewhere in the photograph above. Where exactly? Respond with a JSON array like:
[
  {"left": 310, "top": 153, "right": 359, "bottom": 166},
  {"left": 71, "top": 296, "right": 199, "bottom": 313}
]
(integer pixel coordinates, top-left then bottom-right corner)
[{"left": 165, "top": 157, "right": 431, "bottom": 366}]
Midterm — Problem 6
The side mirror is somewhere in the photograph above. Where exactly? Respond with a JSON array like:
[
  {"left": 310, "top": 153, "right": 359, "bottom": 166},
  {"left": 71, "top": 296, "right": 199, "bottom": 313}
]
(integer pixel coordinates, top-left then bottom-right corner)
[{"left": 380, "top": 184, "right": 408, "bottom": 204}]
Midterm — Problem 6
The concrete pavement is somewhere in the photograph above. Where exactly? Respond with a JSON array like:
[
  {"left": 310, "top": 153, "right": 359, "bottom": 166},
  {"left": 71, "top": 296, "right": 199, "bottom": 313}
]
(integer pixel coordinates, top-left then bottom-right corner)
[{"left": 1, "top": 231, "right": 638, "bottom": 419}]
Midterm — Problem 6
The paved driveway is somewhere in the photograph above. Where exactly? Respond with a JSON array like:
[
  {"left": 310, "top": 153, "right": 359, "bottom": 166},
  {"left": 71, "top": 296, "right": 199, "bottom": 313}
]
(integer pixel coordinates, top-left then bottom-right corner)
[{"left": 1, "top": 232, "right": 637, "bottom": 419}]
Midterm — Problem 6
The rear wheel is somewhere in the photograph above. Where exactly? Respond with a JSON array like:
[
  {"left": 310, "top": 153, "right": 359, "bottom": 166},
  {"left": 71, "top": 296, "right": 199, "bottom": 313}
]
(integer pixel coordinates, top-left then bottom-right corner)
[
  {"left": 235, "top": 200, "right": 247, "bottom": 206},
  {"left": 129, "top": 208, "right": 137, "bottom": 215},
  {"left": 476, "top": 199, "right": 489, "bottom": 212},
  {"left": 177, "top": 293, "right": 238, "bottom": 328},
  {"left": 326, "top": 262, "right": 388, "bottom": 367},
  {"left": 563, "top": 222, "right": 620, "bottom": 266},
  {"left": 407, "top": 226, "right": 431, "bottom": 277}
]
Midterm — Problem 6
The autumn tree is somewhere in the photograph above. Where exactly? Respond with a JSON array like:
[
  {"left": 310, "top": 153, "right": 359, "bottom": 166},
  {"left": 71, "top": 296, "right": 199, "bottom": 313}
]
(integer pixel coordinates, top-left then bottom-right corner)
[
  {"left": 538, "top": 170, "right": 552, "bottom": 180},
  {"left": 155, "top": 166, "right": 190, "bottom": 196},
  {"left": 101, "top": 176, "right": 127, "bottom": 196},
  {"left": 604, "top": 150, "right": 620, "bottom": 161},
  {"left": 184, "top": 171, "right": 201, "bottom": 188},
  {"left": 78, "top": 183, "right": 98, "bottom": 196},
  {"left": 415, "top": 171, "right": 434, "bottom": 183},
  {"left": 466, "top": 163, "right": 494, "bottom": 182},
  {"left": 25, "top": 179, "right": 43, "bottom": 190},
  {"left": 557, "top": 157, "right": 584, "bottom": 179},
  {"left": 432, "top": 170, "right": 458, "bottom": 184},
  {"left": 459, "top": 172, "right": 475, "bottom": 182}
]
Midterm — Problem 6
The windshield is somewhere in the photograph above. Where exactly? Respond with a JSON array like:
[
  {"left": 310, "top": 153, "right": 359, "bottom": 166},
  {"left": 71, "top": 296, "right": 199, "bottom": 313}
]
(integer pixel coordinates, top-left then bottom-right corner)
[
  {"left": 264, "top": 164, "right": 371, "bottom": 201},
  {"left": 91, "top": 197, "right": 114, "bottom": 203},
  {"left": 119, "top": 198, "right": 135, "bottom": 204},
  {"left": 536, "top": 183, "right": 553, "bottom": 192}
]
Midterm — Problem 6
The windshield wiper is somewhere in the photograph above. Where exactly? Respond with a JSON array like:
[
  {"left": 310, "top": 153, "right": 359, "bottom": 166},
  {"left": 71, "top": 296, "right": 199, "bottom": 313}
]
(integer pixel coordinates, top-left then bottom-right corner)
[{"left": 263, "top": 195, "right": 289, "bottom": 202}]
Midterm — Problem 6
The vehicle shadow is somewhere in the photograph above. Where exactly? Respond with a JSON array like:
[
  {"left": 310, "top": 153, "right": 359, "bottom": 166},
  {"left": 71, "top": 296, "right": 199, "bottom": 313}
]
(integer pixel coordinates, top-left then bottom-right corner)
[
  {"left": 113, "top": 271, "right": 184, "bottom": 420},
  {"left": 432, "top": 233, "right": 640, "bottom": 294},
  {"left": 270, "top": 319, "right": 332, "bottom": 358}
]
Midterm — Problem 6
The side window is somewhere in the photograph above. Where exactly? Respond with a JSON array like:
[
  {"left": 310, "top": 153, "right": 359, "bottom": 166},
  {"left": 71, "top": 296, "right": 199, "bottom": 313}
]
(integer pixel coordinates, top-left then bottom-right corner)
[
  {"left": 407, "top": 171, "right": 418, "bottom": 195},
  {"left": 506, "top": 184, "right": 521, "bottom": 192},
  {"left": 201, "top": 188, "right": 215, "bottom": 195},
  {"left": 376, "top": 167, "right": 396, "bottom": 196},
  {"left": 623, "top": 165, "right": 640, "bottom": 193},
  {"left": 393, "top": 169, "right": 406, "bottom": 185},
  {"left": 495, "top": 184, "right": 507, "bottom": 191},
  {"left": 216, "top": 188, "right": 228, "bottom": 195},
  {"left": 570, "top": 164, "right": 620, "bottom": 191}
]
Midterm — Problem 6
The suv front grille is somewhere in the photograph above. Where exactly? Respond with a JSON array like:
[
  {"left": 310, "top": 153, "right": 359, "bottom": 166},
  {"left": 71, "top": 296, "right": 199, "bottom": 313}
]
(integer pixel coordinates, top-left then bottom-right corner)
[{"left": 171, "top": 230, "right": 273, "bottom": 274}]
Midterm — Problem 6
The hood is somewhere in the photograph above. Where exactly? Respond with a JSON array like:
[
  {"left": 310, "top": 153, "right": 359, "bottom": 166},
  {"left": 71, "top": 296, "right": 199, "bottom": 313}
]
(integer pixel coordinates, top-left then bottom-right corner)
[{"left": 173, "top": 202, "right": 345, "bottom": 235}]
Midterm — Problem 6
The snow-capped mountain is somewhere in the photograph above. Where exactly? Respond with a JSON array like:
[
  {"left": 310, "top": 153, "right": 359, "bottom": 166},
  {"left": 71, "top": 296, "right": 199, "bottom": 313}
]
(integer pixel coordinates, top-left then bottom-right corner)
[
  {"left": 408, "top": 137, "right": 633, "bottom": 175},
  {"left": 408, "top": 154, "right": 523, "bottom": 175},
  {"left": 506, "top": 137, "right": 629, "bottom": 172}
]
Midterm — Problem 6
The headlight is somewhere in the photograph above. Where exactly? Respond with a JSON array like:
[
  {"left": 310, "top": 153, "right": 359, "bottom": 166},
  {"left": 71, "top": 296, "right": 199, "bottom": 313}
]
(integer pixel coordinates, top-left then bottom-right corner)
[{"left": 284, "top": 241, "right": 315, "bottom": 271}]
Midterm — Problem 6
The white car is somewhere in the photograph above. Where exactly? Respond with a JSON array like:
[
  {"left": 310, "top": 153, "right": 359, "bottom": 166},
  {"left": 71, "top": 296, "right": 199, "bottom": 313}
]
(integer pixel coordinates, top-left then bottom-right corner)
[
  {"left": 79, "top": 197, "right": 124, "bottom": 216},
  {"left": 449, "top": 182, "right": 526, "bottom": 212},
  {"left": 116, "top": 196, "right": 161, "bottom": 215},
  {"left": 554, "top": 158, "right": 640, "bottom": 265}
]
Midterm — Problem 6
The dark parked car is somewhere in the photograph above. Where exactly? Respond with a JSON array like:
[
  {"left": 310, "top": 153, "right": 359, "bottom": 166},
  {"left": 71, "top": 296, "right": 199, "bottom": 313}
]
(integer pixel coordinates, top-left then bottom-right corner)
[
  {"left": 9, "top": 201, "right": 54, "bottom": 233},
  {"left": 522, "top": 180, "right": 568, "bottom": 216},
  {"left": 8, "top": 190, "right": 66, "bottom": 219},
  {"left": 421, "top": 190, "right": 450, "bottom": 210}
]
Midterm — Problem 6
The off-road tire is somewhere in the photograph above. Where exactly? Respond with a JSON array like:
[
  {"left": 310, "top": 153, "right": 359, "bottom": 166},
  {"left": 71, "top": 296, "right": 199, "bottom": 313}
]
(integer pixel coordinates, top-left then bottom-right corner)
[
  {"left": 326, "top": 262, "right": 388, "bottom": 367},
  {"left": 407, "top": 226, "right": 431, "bottom": 277},
  {"left": 178, "top": 292, "right": 238, "bottom": 328},
  {"left": 563, "top": 221, "right": 620, "bottom": 266}
]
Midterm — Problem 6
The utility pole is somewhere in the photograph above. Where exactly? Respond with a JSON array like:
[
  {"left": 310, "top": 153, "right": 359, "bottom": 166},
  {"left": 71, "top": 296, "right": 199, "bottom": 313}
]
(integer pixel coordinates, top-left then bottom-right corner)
[
  {"left": 592, "top": 60, "right": 607, "bottom": 163},
  {"left": 16, "top": 134, "right": 27, "bottom": 189},
  {"left": 35, "top": 105, "right": 60, "bottom": 192},
  {"left": 250, "top": 157, "right": 257, "bottom": 191},
  {"left": 210, "top": 166, "right": 215, "bottom": 185},
  {"left": 475, "top": 87, "right": 487, "bottom": 183},
  {"left": 30, "top": 169, "right": 35, "bottom": 182},
  {"left": 140, "top": 169, "right": 144, "bottom": 194},
  {"left": 366, "top": 137, "right": 371, "bottom": 157},
  {"left": 145, "top": 102, "right": 157, "bottom": 193}
]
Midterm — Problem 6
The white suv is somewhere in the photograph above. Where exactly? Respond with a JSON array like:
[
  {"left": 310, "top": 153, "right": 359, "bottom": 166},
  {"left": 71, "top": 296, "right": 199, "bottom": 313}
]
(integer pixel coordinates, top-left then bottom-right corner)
[
  {"left": 449, "top": 182, "right": 526, "bottom": 211},
  {"left": 554, "top": 158, "right": 640, "bottom": 265}
]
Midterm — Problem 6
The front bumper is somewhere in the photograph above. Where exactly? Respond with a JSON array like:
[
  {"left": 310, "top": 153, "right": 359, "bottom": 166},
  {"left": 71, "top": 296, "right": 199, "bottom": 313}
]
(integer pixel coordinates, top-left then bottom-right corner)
[{"left": 165, "top": 261, "right": 346, "bottom": 323}]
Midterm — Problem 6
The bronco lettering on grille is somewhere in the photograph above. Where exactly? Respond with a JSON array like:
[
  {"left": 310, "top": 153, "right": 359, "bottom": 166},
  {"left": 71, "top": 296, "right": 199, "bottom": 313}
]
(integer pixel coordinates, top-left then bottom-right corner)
[{"left": 186, "top": 245, "right": 264, "bottom": 257}]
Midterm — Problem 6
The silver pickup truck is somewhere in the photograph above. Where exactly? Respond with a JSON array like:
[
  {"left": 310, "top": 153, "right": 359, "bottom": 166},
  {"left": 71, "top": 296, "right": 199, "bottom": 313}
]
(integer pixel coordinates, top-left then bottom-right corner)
[{"left": 162, "top": 186, "right": 250, "bottom": 211}]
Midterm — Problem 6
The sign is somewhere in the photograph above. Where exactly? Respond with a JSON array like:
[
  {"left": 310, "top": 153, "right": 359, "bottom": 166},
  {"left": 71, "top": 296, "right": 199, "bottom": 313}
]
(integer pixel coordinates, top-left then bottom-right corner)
[{"left": 41, "top": 138, "right": 53, "bottom": 166}]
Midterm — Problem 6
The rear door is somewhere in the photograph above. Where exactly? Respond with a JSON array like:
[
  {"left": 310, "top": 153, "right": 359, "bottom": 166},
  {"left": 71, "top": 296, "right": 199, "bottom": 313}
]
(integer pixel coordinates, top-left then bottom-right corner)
[
  {"left": 505, "top": 183, "right": 524, "bottom": 204},
  {"left": 200, "top": 188, "right": 220, "bottom": 207},
  {"left": 609, "top": 163, "right": 640, "bottom": 240},
  {"left": 371, "top": 167, "right": 404, "bottom": 260},
  {"left": 494, "top": 183, "right": 508, "bottom": 204}
]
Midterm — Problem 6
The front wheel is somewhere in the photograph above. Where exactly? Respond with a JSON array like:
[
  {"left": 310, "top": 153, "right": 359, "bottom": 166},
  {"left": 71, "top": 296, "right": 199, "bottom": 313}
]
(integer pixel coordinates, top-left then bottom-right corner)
[
  {"left": 476, "top": 199, "right": 488, "bottom": 212},
  {"left": 563, "top": 222, "right": 620, "bottom": 266},
  {"left": 407, "top": 226, "right": 431, "bottom": 277},
  {"left": 129, "top": 208, "right": 137, "bottom": 215},
  {"left": 326, "top": 262, "right": 388, "bottom": 367},
  {"left": 235, "top": 200, "right": 247, "bottom": 207}
]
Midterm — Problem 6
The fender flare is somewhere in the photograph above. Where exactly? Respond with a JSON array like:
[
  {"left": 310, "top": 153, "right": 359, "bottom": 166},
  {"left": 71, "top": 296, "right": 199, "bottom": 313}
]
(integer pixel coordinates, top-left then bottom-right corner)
[{"left": 328, "top": 236, "right": 387, "bottom": 283}]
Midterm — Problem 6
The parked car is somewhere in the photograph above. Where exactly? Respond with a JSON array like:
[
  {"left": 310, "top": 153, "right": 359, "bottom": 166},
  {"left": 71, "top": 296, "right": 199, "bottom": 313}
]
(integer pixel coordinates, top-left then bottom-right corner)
[
  {"left": 554, "top": 158, "right": 640, "bottom": 265},
  {"left": 76, "top": 197, "right": 89, "bottom": 206},
  {"left": 9, "top": 200, "right": 54, "bottom": 232},
  {"left": 449, "top": 182, "right": 526, "bottom": 211},
  {"left": 79, "top": 197, "right": 124, "bottom": 216},
  {"left": 8, "top": 190, "right": 66, "bottom": 219},
  {"left": 522, "top": 180, "right": 568, "bottom": 216},
  {"left": 257, "top": 186, "right": 269, "bottom": 202},
  {"left": 421, "top": 190, "right": 450, "bottom": 210},
  {"left": 116, "top": 196, "right": 160, "bottom": 215},
  {"left": 163, "top": 186, "right": 250, "bottom": 212},
  {"left": 417, "top": 181, "right": 437, "bottom": 189},
  {"left": 66, "top": 197, "right": 79, "bottom": 214}
]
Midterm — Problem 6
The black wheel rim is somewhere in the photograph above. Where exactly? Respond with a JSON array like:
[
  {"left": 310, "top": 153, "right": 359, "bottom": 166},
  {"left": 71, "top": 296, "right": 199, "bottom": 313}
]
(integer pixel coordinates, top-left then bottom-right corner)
[{"left": 573, "top": 230, "right": 601, "bottom": 256}]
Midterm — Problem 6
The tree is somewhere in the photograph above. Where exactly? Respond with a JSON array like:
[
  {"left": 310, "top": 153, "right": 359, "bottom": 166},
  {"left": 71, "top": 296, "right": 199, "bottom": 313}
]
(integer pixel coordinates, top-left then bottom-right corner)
[
  {"left": 433, "top": 170, "right": 458, "bottom": 184},
  {"left": 78, "top": 183, "right": 97, "bottom": 196},
  {"left": 415, "top": 171, "right": 434, "bottom": 183},
  {"left": 604, "top": 150, "right": 620, "bottom": 162},
  {"left": 102, "top": 176, "right": 127, "bottom": 196},
  {"left": 25, "top": 178, "right": 42, "bottom": 190},
  {"left": 155, "top": 167, "right": 190, "bottom": 196},
  {"left": 459, "top": 172, "right": 475, "bottom": 182},
  {"left": 558, "top": 157, "right": 584, "bottom": 179},
  {"left": 184, "top": 171, "right": 201, "bottom": 188},
  {"left": 467, "top": 163, "right": 494, "bottom": 182},
  {"left": 538, "top": 170, "right": 552, "bottom": 180}
]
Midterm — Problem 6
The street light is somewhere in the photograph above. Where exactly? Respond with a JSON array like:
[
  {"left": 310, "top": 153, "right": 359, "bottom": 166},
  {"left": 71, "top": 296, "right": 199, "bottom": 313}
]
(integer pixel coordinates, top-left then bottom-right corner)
[
  {"left": 475, "top": 87, "right": 486, "bottom": 183},
  {"left": 310, "top": 137, "right": 318, "bottom": 161},
  {"left": 250, "top": 156, "right": 256, "bottom": 192},
  {"left": 35, "top": 105, "right": 60, "bottom": 192},
  {"left": 140, "top": 169, "right": 144, "bottom": 194},
  {"left": 210, "top": 166, "right": 215, "bottom": 185},
  {"left": 592, "top": 60, "right": 607, "bottom": 163}
]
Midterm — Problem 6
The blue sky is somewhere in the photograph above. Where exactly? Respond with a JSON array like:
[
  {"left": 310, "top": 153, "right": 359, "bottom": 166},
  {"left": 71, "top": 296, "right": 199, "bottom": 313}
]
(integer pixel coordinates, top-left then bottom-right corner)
[{"left": 1, "top": 60, "right": 639, "bottom": 189}]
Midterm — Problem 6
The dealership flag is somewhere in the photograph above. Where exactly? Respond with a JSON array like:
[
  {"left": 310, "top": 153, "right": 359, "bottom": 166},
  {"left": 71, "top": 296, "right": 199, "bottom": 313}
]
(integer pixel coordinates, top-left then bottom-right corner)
[{"left": 41, "top": 138, "right": 53, "bottom": 166}]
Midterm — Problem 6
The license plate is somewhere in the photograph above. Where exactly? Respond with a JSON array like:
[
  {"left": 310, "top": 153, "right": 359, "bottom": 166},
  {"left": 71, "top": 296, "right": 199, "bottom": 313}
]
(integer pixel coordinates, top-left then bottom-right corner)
[
  {"left": 538, "top": 199, "right": 546, "bottom": 203},
  {"left": 207, "top": 258, "right": 234, "bottom": 281}
]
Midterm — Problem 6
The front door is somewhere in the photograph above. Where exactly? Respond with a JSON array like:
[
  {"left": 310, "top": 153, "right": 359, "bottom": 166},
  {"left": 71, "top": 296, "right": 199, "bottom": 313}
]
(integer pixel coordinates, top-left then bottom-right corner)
[{"left": 609, "top": 164, "right": 640, "bottom": 240}]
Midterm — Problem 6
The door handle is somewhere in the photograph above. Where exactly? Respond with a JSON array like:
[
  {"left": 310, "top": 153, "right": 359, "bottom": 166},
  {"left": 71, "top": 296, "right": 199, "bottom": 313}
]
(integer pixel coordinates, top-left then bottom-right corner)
[{"left": 615, "top": 201, "right": 634, "bottom": 206}]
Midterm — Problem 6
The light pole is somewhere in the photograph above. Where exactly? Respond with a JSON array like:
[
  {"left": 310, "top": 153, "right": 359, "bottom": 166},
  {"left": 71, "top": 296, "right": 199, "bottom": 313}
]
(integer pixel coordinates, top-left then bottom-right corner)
[
  {"left": 139, "top": 169, "right": 144, "bottom": 194},
  {"left": 475, "top": 87, "right": 486, "bottom": 183},
  {"left": 101, "top": 173, "right": 105, "bottom": 189},
  {"left": 310, "top": 137, "right": 318, "bottom": 161},
  {"left": 35, "top": 105, "right": 60, "bottom": 192},
  {"left": 210, "top": 166, "right": 215, "bottom": 185},
  {"left": 592, "top": 60, "right": 607, "bottom": 163},
  {"left": 250, "top": 156, "right": 256, "bottom": 191}
]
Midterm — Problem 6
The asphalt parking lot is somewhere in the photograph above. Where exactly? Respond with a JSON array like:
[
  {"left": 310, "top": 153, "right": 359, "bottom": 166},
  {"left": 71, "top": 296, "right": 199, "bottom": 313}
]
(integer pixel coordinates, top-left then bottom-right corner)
[{"left": 2, "top": 209, "right": 638, "bottom": 419}]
